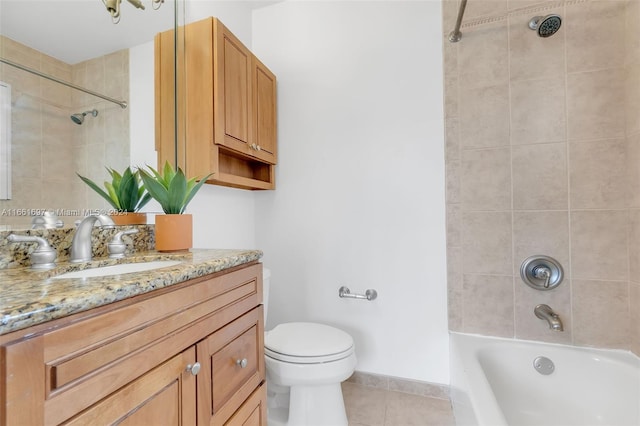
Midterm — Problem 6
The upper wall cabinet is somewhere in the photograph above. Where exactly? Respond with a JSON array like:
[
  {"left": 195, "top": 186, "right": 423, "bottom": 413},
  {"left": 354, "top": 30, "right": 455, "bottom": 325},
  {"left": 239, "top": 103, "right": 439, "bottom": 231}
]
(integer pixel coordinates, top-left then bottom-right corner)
[{"left": 155, "top": 17, "right": 277, "bottom": 190}]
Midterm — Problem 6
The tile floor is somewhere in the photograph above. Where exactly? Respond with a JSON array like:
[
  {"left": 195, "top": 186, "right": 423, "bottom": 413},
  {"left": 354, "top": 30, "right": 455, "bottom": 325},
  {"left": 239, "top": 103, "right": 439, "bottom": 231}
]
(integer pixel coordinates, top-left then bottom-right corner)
[{"left": 341, "top": 382, "right": 456, "bottom": 426}]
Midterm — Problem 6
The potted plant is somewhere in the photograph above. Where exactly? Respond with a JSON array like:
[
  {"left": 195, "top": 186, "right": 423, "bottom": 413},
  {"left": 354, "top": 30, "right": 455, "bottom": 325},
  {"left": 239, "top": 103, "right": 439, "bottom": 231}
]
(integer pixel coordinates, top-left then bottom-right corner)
[
  {"left": 77, "top": 167, "right": 151, "bottom": 225},
  {"left": 138, "top": 161, "right": 212, "bottom": 252}
]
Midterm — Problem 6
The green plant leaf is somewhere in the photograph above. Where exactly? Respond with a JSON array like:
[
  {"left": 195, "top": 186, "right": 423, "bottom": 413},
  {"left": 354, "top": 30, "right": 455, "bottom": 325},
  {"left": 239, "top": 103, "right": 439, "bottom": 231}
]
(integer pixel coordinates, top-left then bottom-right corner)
[
  {"left": 167, "top": 168, "right": 187, "bottom": 214},
  {"left": 76, "top": 173, "right": 120, "bottom": 210},
  {"left": 78, "top": 167, "right": 150, "bottom": 213},
  {"left": 138, "top": 162, "right": 212, "bottom": 214}
]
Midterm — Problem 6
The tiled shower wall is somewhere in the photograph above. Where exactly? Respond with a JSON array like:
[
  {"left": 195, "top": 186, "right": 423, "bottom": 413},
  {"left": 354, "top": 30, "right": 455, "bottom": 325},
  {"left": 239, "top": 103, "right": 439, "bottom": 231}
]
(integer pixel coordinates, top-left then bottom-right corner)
[
  {"left": 0, "top": 36, "right": 129, "bottom": 228},
  {"left": 444, "top": 0, "right": 640, "bottom": 355}
]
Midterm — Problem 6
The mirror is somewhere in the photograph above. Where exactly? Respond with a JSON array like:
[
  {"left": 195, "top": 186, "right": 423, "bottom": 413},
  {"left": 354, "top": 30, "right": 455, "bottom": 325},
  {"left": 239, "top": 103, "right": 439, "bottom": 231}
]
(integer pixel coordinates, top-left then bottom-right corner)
[{"left": 0, "top": 0, "right": 178, "bottom": 229}]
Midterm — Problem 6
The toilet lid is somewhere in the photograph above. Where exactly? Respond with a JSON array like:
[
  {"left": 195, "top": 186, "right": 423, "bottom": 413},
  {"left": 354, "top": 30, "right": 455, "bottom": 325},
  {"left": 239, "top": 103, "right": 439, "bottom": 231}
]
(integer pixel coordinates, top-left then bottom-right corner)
[{"left": 265, "top": 322, "right": 354, "bottom": 360}]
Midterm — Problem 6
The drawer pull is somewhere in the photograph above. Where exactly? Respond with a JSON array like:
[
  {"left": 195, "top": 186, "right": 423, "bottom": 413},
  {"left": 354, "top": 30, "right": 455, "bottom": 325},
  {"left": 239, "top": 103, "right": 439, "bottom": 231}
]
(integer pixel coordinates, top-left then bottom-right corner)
[
  {"left": 236, "top": 358, "right": 248, "bottom": 368},
  {"left": 186, "top": 362, "right": 201, "bottom": 376}
]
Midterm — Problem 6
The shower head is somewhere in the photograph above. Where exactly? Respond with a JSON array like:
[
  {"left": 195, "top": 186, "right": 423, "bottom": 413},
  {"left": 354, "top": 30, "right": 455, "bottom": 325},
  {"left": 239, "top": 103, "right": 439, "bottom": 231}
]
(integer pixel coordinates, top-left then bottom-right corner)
[
  {"left": 529, "top": 14, "right": 562, "bottom": 38},
  {"left": 70, "top": 109, "right": 98, "bottom": 125}
]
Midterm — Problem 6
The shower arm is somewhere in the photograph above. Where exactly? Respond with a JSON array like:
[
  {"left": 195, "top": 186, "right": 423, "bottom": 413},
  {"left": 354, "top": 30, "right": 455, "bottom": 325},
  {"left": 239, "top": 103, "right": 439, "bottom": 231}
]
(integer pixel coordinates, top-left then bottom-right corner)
[
  {"left": 449, "top": 0, "right": 468, "bottom": 42},
  {"left": 0, "top": 57, "right": 128, "bottom": 109}
]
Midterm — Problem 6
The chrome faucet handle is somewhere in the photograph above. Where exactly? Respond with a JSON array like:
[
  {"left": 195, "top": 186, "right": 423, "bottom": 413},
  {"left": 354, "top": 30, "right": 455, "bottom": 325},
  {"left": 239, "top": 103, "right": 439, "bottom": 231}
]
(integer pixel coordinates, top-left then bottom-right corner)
[
  {"left": 533, "top": 266, "right": 551, "bottom": 288},
  {"left": 7, "top": 234, "right": 57, "bottom": 269},
  {"left": 108, "top": 229, "right": 139, "bottom": 259}
]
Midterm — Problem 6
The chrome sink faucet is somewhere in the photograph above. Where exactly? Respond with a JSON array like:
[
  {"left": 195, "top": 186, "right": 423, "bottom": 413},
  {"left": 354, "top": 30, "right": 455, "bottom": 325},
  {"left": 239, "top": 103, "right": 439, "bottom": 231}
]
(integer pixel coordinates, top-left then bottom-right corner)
[
  {"left": 534, "top": 304, "right": 564, "bottom": 331},
  {"left": 70, "top": 214, "right": 115, "bottom": 263}
]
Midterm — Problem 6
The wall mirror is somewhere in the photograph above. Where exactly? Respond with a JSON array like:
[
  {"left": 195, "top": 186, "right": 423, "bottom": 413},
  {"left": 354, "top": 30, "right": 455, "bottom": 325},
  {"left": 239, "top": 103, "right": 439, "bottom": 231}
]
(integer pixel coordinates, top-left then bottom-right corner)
[{"left": 0, "top": 0, "right": 180, "bottom": 229}]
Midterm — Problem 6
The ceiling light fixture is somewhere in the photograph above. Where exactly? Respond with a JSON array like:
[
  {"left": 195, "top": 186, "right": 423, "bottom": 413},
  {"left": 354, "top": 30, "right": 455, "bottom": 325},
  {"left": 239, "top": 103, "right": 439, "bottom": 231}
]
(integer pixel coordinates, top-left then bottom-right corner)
[{"left": 102, "top": 0, "right": 164, "bottom": 24}]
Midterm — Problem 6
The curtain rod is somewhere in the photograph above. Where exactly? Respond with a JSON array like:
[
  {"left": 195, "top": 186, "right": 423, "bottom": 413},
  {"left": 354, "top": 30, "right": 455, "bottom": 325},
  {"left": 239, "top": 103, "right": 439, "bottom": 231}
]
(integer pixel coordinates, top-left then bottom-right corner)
[{"left": 0, "top": 57, "right": 128, "bottom": 109}]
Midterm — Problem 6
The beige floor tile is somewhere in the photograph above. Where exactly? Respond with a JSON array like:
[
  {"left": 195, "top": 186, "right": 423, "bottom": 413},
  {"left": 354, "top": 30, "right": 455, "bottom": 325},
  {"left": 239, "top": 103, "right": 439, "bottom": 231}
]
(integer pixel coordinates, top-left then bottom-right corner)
[{"left": 342, "top": 382, "right": 455, "bottom": 426}]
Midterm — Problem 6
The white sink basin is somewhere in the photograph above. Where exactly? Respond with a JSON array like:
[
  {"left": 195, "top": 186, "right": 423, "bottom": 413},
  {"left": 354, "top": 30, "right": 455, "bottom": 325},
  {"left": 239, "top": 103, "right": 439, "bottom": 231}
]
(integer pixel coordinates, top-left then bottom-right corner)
[{"left": 54, "top": 260, "right": 183, "bottom": 279}]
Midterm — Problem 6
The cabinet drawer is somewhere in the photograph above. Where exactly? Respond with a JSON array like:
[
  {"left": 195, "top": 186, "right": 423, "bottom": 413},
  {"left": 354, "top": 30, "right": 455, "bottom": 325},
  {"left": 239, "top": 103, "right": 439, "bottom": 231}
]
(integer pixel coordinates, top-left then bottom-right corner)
[{"left": 197, "top": 306, "right": 265, "bottom": 425}]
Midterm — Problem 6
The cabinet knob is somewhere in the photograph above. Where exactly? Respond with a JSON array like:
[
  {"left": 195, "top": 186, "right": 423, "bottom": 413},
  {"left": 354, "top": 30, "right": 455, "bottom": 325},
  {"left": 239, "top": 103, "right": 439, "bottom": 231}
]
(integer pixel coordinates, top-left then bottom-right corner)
[
  {"left": 186, "top": 362, "right": 201, "bottom": 376},
  {"left": 256, "top": 144, "right": 262, "bottom": 151},
  {"left": 236, "top": 358, "right": 248, "bottom": 368}
]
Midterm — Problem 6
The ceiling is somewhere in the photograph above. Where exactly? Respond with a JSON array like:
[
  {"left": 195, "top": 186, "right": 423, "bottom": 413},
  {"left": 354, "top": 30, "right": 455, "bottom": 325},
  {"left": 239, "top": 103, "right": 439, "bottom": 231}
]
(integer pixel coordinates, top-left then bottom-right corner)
[{"left": 0, "top": 0, "right": 177, "bottom": 64}]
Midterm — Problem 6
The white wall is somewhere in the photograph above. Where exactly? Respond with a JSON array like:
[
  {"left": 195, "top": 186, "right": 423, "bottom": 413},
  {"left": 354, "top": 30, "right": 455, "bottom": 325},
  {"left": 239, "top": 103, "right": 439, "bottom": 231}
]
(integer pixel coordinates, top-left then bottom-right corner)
[
  {"left": 130, "top": 0, "right": 449, "bottom": 384},
  {"left": 252, "top": 1, "right": 449, "bottom": 384}
]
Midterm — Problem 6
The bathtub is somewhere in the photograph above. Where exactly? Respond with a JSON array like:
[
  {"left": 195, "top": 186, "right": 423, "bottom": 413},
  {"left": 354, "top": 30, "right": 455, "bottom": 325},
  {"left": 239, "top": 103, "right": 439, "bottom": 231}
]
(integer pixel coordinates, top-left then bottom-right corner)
[{"left": 449, "top": 332, "right": 640, "bottom": 426}]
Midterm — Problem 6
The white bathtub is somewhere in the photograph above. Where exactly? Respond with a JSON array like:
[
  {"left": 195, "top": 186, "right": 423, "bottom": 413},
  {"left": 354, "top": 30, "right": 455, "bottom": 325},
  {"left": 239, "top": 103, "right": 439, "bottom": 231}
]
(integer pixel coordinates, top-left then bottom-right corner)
[{"left": 450, "top": 332, "right": 640, "bottom": 426}]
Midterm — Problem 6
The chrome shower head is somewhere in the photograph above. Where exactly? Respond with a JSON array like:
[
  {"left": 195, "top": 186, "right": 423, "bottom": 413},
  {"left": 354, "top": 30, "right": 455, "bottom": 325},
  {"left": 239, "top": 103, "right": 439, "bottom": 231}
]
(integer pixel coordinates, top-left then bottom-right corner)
[
  {"left": 529, "top": 14, "right": 562, "bottom": 38},
  {"left": 70, "top": 109, "right": 98, "bottom": 125}
]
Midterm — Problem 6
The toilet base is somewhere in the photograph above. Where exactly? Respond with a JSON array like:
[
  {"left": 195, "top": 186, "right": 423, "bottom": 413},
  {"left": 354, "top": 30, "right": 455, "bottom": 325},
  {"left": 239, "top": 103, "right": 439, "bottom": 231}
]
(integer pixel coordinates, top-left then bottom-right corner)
[{"left": 267, "top": 381, "right": 348, "bottom": 426}]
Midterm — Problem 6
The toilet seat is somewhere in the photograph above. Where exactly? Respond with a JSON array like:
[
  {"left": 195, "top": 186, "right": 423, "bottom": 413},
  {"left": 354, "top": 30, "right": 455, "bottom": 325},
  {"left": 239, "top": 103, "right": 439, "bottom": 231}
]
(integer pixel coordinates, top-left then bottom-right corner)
[{"left": 265, "top": 322, "right": 354, "bottom": 364}]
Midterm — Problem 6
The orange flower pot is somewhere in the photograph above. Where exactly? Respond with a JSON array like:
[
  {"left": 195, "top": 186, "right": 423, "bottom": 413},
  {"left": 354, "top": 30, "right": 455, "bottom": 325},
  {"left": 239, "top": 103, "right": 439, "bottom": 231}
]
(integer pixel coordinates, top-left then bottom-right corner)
[
  {"left": 154, "top": 214, "right": 193, "bottom": 252},
  {"left": 110, "top": 212, "right": 147, "bottom": 226}
]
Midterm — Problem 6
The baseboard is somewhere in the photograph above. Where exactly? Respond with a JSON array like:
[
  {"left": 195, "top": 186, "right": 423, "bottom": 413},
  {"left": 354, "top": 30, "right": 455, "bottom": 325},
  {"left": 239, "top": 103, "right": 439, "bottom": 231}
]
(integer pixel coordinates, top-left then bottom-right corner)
[{"left": 345, "top": 371, "right": 449, "bottom": 400}]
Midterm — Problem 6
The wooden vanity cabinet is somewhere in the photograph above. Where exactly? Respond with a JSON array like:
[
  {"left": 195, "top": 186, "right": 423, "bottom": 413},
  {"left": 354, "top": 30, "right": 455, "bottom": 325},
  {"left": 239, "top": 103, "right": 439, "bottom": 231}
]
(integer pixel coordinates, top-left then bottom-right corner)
[
  {"left": 155, "top": 17, "right": 277, "bottom": 191},
  {"left": 0, "top": 263, "right": 266, "bottom": 426}
]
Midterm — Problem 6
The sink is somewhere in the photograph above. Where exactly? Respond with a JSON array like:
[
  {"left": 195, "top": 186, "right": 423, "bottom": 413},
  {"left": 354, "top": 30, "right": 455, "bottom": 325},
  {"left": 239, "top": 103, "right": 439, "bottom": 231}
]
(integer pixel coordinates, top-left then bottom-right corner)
[{"left": 53, "top": 260, "right": 183, "bottom": 279}]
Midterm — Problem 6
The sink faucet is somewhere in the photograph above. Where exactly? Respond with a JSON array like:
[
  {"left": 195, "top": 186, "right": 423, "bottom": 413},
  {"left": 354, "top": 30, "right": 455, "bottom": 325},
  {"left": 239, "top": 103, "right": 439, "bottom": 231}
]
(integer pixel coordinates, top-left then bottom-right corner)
[
  {"left": 70, "top": 214, "right": 115, "bottom": 263},
  {"left": 534, "top": 304, "right": 563, "bottom": 331}
]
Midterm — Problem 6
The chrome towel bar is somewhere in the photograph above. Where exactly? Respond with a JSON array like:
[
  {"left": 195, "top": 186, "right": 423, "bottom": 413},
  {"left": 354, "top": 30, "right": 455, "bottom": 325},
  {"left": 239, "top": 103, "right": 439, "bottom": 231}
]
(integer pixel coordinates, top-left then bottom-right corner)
[{"left": 338, "top": 286, "right": 378, "bottom": 301}]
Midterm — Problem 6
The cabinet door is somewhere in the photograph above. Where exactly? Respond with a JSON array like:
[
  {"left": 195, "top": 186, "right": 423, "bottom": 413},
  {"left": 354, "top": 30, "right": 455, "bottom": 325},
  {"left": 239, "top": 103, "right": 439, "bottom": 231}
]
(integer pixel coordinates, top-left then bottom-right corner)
[
  {"left": 63, "top": 347, "right": 197, "bottom": 426},
  {"left": 214, "top": 20, "right": 253, "bottom": 155},
  {"left": 251, "top": 56, "right": 277, "bottom": 165},
  {"left": 197, "top": 307, "right": 265, "bottom": 426},
  {"left": 225, "top": 383, "right": 266, "bottom": 426}
]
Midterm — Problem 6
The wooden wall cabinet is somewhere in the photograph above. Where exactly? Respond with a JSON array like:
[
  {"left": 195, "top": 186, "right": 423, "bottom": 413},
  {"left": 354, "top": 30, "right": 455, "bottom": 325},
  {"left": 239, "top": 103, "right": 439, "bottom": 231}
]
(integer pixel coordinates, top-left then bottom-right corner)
[
  {"left": 155, "top": 18, "right": 277, "bottom": 190},
  {"left": 0, "top": 263, "right": 266, "bottom": 425}
]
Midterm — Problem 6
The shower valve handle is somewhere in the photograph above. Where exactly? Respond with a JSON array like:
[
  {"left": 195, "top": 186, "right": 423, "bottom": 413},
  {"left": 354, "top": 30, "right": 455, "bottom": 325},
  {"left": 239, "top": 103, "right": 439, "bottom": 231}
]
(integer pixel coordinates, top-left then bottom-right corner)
[{"left": 533, "top": 266, "right": 551, "bottom": 288}]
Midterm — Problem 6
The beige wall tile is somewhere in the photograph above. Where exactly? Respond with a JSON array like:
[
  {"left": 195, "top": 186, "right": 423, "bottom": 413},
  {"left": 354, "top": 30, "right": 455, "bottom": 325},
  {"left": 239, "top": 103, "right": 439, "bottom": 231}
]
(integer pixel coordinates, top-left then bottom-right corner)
[
  {"left": 448, "top": 246, "right": 463, "bottom": 331},
  {"left": 508, "top": 6, "right": 565, "bottom": 82},
  {"left": 446, "top": 159, "right": 461, "bottom": 204},
  {"left": 507, "top": 0, "right": 557, "bottom": 10},
  {"left": 443, "top": 43, "right": 459, "bottom": 119},
  {"left": 627, "top": 0, "right": 640, "bottom": 65},
  {"left": 571, "top": 210, "right": 628, "bottom": 281},
  {"left": 629, "top": 209, "right": 640, "bottom": 280},
  {"left": 464, "top": 0, "right": 507, "bottom": 20},
  {"left": 463, "top": 211, "right": 513, "bottom": 274},
  {"left": 459, "top": 84, "right": 510, "bottom": 148},
  {"left": 566, "top": 0, "right": 625, "bottom": 73},
  {"left": 627, "top": 134, "right": 640, "bottom": 208},
  {"left": 512, "top": 143, "right": 567, "bottom": 210},
  {"left": 626, "top": 63, "right": 640, "bottom": 136},
  {"left": 630, "top": 281, "right": 640, "bottom": 355},
  {"left": 569, "top": 139, "right": 628, "bottom": 209},
  {"left": 510, "top": 78, "right": 566, "bottom": 145},
  {"left": 573, "top": 279, "right": 630, "bottom": 349},
  {"left": 513, "top": 211, "right": 570, "bottom": 277},
  {"left": 462, "top": 274, "right": 514, "bottom": 337},
  {"left": 445, "top": 118, "right": 460, "bottom": 162},
  {"left": 446, "top": 203, "right": 462, "bottom": 247},
  {"left": 461, "top": 147, "right": 511, "bottom": 210},
  {"left": 459, "top": 23, "right": 508, "bottom": 90},
  {"left": 567, "top": 68, "right": 625, "bottom": 141}
]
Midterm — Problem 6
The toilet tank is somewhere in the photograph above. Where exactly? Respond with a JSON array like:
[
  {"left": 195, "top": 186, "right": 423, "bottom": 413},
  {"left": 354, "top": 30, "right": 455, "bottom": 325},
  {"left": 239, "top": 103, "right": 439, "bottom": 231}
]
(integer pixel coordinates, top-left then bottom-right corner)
[{"left": 262, "top": 265, "right": 270, "bottom": 324}]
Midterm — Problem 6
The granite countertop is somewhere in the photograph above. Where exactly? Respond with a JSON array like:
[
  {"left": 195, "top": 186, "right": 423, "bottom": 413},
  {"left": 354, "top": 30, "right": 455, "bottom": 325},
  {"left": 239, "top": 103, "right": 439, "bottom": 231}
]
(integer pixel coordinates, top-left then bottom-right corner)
[{"left": 0, "top": 249, "right": 263, "bottom": 336}]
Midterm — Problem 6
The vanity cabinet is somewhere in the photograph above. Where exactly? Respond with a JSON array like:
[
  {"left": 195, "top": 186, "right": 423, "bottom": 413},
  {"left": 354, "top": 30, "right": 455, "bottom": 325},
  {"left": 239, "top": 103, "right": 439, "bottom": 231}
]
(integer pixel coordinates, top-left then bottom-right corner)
[
  {"left": 155, "top": 17, "right": 277, "bottom": 190},
  {"left": 0, "top": 262, "right": 266, "bottom": 425}
]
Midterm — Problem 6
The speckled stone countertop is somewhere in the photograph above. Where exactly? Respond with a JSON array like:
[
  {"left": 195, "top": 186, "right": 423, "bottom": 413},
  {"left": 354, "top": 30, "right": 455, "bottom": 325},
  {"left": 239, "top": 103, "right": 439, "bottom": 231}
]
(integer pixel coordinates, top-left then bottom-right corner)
[{"left": 0, "top": 249, "right": 263, "bottom": 336}]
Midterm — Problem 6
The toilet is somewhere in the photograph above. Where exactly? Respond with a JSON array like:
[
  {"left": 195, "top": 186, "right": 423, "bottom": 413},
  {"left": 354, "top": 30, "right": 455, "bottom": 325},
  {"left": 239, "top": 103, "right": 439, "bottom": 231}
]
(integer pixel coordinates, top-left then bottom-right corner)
[{"left": 262, "top": 267, "right": 357, "bottom": 426}]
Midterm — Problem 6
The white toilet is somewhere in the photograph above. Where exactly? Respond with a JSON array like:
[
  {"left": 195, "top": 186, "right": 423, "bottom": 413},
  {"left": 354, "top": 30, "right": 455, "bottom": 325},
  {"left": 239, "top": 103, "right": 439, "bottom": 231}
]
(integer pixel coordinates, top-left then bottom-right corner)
[{"left": 262, "top": 267, "right": 357, "bottom": 426}]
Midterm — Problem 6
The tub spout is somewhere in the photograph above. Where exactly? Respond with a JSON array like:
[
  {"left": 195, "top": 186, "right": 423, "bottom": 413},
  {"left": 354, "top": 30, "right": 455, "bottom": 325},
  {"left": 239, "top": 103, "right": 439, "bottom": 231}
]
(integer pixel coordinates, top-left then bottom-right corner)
[{"left": 534, "top": 304, "right": 563, "bottom": 331}]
